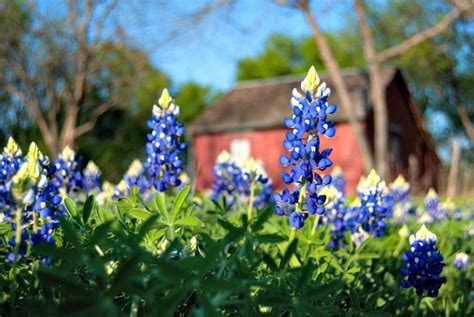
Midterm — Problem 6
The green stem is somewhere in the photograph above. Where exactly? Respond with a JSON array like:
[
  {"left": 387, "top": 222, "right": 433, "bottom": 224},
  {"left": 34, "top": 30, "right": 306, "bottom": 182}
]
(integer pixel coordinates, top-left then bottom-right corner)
[
  {"left": 289, "top": 228, "right": 297, "bottom": 242},
  {"left": 311, "top": 214, "right": 320, "bottom": 236},
  {"left": 411, "top": 296, "right": 422, "bottom": 317},
  {"left": 297, "top": 181, "right": 307, "bottom": 212},
  {"left": 130, "top": 296, "right": 139, "bottom": 317},
  {"left": 10, "top": 207, "right": 23, "bottom": 316},
  {"left": 247, "top": 180, "right": 256, "bottom": 223}
]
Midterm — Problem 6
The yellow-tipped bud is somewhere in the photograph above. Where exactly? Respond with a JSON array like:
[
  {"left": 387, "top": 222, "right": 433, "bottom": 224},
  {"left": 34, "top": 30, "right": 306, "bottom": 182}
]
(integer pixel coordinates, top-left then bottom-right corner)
[
  {"left": 301, "top": 66, "right": 320, "bottom": 94},
  {"left": 159, "top": 88, "right": 173, "bottom": 109},
  {"left": 5, "top": 137, "right": 21, "bottom": 157}
]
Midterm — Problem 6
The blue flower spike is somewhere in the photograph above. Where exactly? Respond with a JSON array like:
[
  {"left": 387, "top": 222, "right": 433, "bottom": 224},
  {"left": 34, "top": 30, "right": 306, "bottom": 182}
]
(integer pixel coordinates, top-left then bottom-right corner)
[
  {"left": 400, "top": 225, "right": 446, "bottom": 297},
  {"left": 274, "top": 66, "right": 337, "bottom": 230},
  {"left": 145, "top": 89, "right": 186, "bottom": 192},
  {"left": 212, "top": 150, "right": 272, "bottom": 212}
]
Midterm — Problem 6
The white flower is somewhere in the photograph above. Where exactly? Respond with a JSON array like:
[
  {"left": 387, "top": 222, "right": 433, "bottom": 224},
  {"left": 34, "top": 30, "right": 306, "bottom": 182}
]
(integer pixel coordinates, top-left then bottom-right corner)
[{"left": 409, "top": 225, "right": 437, "bottom": 245}]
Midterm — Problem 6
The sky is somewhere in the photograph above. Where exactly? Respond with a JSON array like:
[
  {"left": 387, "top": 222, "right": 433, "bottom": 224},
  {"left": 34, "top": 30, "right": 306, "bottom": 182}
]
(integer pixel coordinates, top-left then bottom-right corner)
[{"left": 118, "top": 0, "right": 351, "bottom": 90}]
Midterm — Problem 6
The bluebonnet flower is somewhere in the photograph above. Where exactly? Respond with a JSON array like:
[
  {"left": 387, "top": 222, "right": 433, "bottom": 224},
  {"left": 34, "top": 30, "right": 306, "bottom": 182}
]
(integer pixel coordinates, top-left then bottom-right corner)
[
  {"left": 83, "top": 161, "right": 102, "bottom": 193},
  {"left": 400, "top": 225, "right": 446, "bottom": 297},
  {"left": 145, "top": 89, "right": 186, "bottom": 192},
  {"left": 452, "top": 252, "right": 470, "bottom": 269},
  {"left": 319, "top": 186, "right": 349, "bottom": 248},
  {"left": 440, "top": 198, "right": 462, "bottom": 220},
  {"left": 0, "top": 138, "right": 23, "bottom": 217},
  {"left": 349, "top": 170, "right": 392, "bottom": 237},
  {"left": 96, "top": 181, "right": 115, "bottom": 205},
  {"left": 274, "top": 66, "right": 337, "bottom": 229},
  {"left": 52, "top": 146, "right": 83, "bottom": 194},
  {"left": 351, "top": 227, "right": 370, "bottom": 249},
  {"left": 114, "top": 180, "right": 129, "bottom": 198},
  {"left": 419, "top": 189, "right": 447, "bottom": 224},
  {"left": 330, "top": 166, "right": 346, "bottom": 195},
  {"left": 389, "top": 175, "right": 414, "bottom": 222},
  {"left": 123, "top": 159, "right": 148, "bottom": 193},
  {"left": 211, "top": 151, "right": 273, "bottom": 209},
  {"left": 7, "top": 143, "right": 64, "bottom": 262}
]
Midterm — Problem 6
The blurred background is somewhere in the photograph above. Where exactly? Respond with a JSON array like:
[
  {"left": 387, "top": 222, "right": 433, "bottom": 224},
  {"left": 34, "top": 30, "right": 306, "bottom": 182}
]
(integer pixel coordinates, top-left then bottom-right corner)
[{"left": 0, "top": 0, "right": 473, "bottom": 195}]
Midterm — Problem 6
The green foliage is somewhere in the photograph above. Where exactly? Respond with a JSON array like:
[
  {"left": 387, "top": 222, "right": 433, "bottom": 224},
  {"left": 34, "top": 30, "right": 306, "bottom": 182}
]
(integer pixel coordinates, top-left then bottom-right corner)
[
  {"left": 1, "top": 188, "right": 472, "bottom": 316},
  {"left": 236, "top": 32, "right": 365, "bottom": 81}
]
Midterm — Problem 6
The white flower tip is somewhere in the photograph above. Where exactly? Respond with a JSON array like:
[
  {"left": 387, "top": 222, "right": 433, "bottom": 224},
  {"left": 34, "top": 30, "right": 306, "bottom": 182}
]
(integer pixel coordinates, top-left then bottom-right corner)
[
  {"left": 61, "top": 146, "right": 75, "bottom": 161},
  {"left": 217, "top": 150, "right": 231, "bottom": 163},
  {"left": 159, "top": 88, "right": 173, "bottom": 108},
  {"left": 85, "top": 160, "right": 100, "bottom": 174},
  {"left": 5, "top": 137, "right": 21, "bottom": 157},
  {"left": 427, "top": 188, "right": 437, "bottom": 198},
  {"left": 398, "top": 225, "right": 410, "bottom": 238},
  {"left": 301, "top": 66, "right": 320, "bottom": 94},
  {"left": 411, "top": 224, "right": 437, "bottom": 243},
  {"left": 127, "top": 159, "right": 143, "bottom": 177}
]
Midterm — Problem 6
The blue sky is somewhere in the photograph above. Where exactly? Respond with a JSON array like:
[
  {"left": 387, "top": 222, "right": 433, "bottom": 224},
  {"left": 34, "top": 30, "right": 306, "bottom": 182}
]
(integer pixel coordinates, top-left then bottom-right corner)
[{"left": 120, "top": 1, "right": 351, "bottom": 90}]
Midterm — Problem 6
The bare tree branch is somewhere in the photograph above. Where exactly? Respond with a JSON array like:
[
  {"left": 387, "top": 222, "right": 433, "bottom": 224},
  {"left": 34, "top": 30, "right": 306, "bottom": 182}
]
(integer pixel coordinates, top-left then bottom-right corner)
[
  {"left": 354, "top": 0, "right": 388, "bottom": 178},
  {"left": 377, "top": 5, "right": 466, "bottom": 62},
  {"left": 298, "top": 0, "right": 374, "bottom": 173},
  {"left": 74, "top": 101, "right": 117, "bottom": 137}
]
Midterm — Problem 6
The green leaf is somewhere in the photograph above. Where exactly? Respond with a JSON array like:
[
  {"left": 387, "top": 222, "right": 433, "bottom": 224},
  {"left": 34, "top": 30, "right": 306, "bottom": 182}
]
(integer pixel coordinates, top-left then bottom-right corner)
[
  {"left": 138, "top": 214, "right": 160, "bottom": 240},
  {"left": 251, "top": 205, "right": 273, "bottom": 232},
  {"left": 59, "top": 217, "right": 81, "bottom": 247},
  {"left": 279, "top": 238, "right": 298, "bottom": 270},
  {"left": 365, "top": 311, "right": 392, "bottom": 317},
  {"left": 174, "top": 216, "right": 201, "bottom": 226},
  {"left": 110, "top": 257, "right": 140, "bottom": 292},
  {"left": 89, "top": 221, "right": 114, "bottom": 245},
  {"left": 255, "top": 234, "right": 286, "bottom": 243},
  {"left": 153, "top": 192, "right": 168, "bottom": 220},
  {"left": 82, "top": 195, "right": 95, "bottom": 224},
  {"left": 350, "top": 287, "right": 361, "bottom": 310},
  {"left": 0, "top": 222, "right": 11, "bottom": 235},
  {"left": 129, "top": 208, "right": 152, "bottom": 220},
  {"left": 64, "top": 197, "right": 77, "bottom": 218},
  {"left": 171, "top": 185, "right": 190, "bottom": 220}
]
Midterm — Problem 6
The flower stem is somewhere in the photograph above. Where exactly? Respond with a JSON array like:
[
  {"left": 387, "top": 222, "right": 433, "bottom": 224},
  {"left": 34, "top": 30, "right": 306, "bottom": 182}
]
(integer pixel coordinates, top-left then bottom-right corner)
[
  {"left": 411, "top": 296, "right": 422, "bottom": 317},
  {"left": 10, "top": 206, "right": 23, "bottom": 316},
  {"left": 289, "top": 228, "right": 297, "bottom": 242},
  {"left": 297, "top": 181, "right": 307, "bottom": 212},
  {"left": 311, "top": 214, "right": 320, "bottom": 236},
  {"left": 247, "top": 180, "right": 256, "bottom": 223}
]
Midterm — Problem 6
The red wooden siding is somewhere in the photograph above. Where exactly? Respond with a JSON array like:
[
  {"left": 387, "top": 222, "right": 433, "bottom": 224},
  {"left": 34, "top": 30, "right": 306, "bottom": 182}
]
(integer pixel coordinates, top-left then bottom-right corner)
[{"left": 192, "top": 123, "right": 365, "bottom": 194}]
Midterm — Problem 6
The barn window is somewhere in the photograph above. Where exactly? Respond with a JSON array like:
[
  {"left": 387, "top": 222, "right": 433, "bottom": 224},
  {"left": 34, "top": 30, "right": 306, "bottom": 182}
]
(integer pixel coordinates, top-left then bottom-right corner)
[{"left": 230, "top": 139, "right": 250, "bottom": 162}]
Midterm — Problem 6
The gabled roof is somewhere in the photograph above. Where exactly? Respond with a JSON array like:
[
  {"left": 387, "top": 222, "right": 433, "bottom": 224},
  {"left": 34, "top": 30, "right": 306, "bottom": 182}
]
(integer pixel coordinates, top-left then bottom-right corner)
[{"left": 188, "top": 67, "right": 397, "bottom": 134}]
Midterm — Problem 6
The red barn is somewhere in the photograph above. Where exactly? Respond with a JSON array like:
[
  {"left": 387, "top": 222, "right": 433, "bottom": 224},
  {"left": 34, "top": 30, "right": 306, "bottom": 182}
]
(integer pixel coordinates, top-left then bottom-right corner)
[{"left": 188, "top": 67, "right": 442, "bottom": 193}]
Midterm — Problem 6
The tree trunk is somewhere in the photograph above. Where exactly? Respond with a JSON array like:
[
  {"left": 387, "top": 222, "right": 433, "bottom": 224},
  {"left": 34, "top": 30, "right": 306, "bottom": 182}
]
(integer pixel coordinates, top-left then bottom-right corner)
[
  {"left": 447, "top": 140, "right": 460, "bottom": 197},
  {"left": 299, "top": 0, "right": 374, "bottom": 174},
  {"left": 450, "top": 77, "right": 474, "bottom": 146},
  {"left": 354, "top": 0, "right": 388, "bottom": 179}
]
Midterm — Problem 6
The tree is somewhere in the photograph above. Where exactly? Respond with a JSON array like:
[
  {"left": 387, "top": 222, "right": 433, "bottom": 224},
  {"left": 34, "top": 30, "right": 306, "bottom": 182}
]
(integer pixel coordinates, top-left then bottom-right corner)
[
  {"left": 366, "top": 0, "right": 474, "bottom": 150},
  {"left": 0, "top": 0, "right": 147, "bottom": 156},
  {"left": 353, "top": 0, "right": 473, "bottom": 178},
  {"left": 296, "top": 0, "right": 375, "bottom": 174},
  {"left": 236, "top": 32, "right": 365, "bottom": 81}
]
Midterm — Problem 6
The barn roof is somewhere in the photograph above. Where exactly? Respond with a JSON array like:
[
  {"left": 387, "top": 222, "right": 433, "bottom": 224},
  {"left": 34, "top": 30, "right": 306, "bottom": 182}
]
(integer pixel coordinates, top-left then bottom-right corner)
[{"left": 188, "top": 67, "right": 397, "bottom": 134}]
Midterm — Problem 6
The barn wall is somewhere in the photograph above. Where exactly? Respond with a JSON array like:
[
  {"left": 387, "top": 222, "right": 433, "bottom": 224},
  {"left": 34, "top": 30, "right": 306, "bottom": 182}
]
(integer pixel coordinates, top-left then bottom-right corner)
[
  {"left": 192, "top": 124, "right": 364, "bottom": 194},
  {"left": 365, "top": 76, "right": 440, "bottom": 191},
  {"left": 387, "top": 77, "right": 440, "bottom": 191}
]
